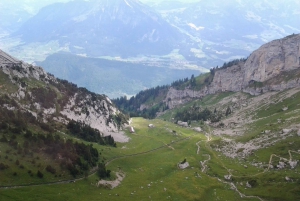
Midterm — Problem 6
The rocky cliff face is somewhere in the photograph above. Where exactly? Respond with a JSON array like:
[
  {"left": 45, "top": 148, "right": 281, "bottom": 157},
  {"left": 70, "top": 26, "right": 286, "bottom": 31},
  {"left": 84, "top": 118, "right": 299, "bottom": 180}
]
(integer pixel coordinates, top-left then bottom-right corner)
[
  {"left": 211, "top": 34, "right": 300, "bottom": 93},
  {"left": 243, "top": 34, "right": 300, "bottom": 86},
  {"left": 164, "top": 34, "right": 300, "bottom": 108},
  {"left": 0, "top": 49, "right": 128, "bottom": 135}
]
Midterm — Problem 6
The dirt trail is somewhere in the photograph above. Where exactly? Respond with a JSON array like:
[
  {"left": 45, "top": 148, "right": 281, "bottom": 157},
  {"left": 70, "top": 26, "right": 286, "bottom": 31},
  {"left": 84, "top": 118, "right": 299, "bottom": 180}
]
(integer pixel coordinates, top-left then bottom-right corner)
[
  {"left": 200, "top": 154, "right": 211, "bottom": 173},
  {"left": 226, "top": 182, "right": 264, "bottom": 201},
  {"left": 196, "top": 141, "right": 201, "bottom": 154},
  {"left": 97, "top": 172, "right": 125, "bottom": 189},
  {"left": 200, "top": 127, "right": 264, "bottom": 201}
]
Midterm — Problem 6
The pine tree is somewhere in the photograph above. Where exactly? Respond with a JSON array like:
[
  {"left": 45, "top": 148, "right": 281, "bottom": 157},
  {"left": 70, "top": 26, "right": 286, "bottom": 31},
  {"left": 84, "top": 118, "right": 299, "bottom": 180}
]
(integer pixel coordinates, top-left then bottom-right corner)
[{"left": 225, "top": 106, "right": 231, "bottom": 116}]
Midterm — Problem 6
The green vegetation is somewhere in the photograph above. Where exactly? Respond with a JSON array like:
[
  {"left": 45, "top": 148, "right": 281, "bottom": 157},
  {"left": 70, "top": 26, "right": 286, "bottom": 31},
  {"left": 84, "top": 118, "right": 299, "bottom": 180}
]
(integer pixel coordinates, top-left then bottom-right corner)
[
  {"left": 0, "top": 56, "right": 130, "bottom": 188},
  {"left": 2, "top": 115, "right": 299, "bottom": 201},
  {"left": 67, "top": 120, "right": 116, "bottom": 147},
  {"left": 1, "top": 54, "right": 300, "bottom": 200},
  {"left": 113, "top": 58, "right": 247, "bottom": 120},
  {"left": 113, "top": 73, "right": 209, "bottom": 119},
  {"left": 174, "top": 105, "right": 223, "bottom": 123},
  {"left": 0, "top": 105, "right": 103, "bottom": 184}
]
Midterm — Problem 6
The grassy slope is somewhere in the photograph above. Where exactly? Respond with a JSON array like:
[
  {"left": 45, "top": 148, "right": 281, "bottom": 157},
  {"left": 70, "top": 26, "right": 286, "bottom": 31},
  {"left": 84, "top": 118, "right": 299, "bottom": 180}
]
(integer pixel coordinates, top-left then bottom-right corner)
[
  {"left": 0, "top": 118, "right": 264, "bottom": 201},
  {"left": 1, "top": 88, "right": 300, "bottom": 200}
]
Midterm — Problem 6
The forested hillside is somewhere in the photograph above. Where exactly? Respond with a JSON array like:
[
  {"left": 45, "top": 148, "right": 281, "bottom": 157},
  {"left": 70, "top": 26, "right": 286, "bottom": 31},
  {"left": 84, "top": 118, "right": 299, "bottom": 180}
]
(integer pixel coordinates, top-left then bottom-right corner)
[{"left": 113, "top": 59, "right": 244, "bottom": 119}]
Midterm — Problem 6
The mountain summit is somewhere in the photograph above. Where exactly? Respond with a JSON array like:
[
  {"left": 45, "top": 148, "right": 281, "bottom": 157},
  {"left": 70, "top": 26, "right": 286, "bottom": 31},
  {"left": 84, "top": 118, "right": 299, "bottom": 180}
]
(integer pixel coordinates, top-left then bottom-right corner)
[{"left": 13, "top": 0, "right": 184, "bottom": 57}]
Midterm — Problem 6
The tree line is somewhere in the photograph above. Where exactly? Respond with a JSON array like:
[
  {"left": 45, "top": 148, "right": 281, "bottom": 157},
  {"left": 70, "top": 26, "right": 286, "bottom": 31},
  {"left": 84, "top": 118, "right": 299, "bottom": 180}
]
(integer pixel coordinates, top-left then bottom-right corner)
[
  {"left": 113, "top": 75, "right": 197, "bottom": 119},
  {"left": 67, "top": 120, "right": 116, "bottom": 147}
]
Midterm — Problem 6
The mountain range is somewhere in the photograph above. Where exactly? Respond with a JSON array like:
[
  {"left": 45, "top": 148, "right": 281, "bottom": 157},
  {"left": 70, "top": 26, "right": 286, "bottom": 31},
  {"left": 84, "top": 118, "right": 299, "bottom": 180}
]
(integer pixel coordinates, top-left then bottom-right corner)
[
  {"left": 12, "top": 0, "right": 184, "bottom": 57},
  {"left": 0, "top": 0, "right": 299, "bottom": 98},
  {"left": 1, "top": 25, "right": 300, "bottom": 201}
]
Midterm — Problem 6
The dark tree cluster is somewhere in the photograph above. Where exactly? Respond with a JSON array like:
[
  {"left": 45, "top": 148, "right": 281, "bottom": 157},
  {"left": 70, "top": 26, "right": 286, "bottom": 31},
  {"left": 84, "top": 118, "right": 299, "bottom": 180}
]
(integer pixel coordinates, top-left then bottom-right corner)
[
  {"left": 0, "top": 104, "right": 103, "bottom": 178},
  {"left": 67, "top": 120, "right": 116, "bottom": 147},
  {"left": 1, "top": 126, "right": 100, "bottom": 177},
  {"left": 113, "top": 74, "right": 200, "bottom": 119},
  {"left": 216, "top": 58, "right": 247, "bottom": 71},
  {"left": 97, "top": 162, "right": 110, "bottom": 179},
  {"left": 0, "top": 163, "right": 9, "bottom": 170},
  {"left": 171, "top": 77, "right": 189, "bottom": 89},
  {"left": 174, "top": 105, "right": 222, "bottom": 123},
  {"left": 113, "top": 85, "right": 169, "bottom": 118}
]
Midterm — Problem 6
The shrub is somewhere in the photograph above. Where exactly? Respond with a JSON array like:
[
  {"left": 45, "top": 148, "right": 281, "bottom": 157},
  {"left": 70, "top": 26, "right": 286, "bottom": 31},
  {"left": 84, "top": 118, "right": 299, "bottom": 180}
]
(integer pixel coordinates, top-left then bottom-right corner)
[
  {"left": 37, "top": 170, "right": 44, "bottom": 178},
  {"left": 46, "top": 165, "right": 56, "bottom": 174},
  {"left": 0, "top": 163, "right": 9, "bottom": 170}
]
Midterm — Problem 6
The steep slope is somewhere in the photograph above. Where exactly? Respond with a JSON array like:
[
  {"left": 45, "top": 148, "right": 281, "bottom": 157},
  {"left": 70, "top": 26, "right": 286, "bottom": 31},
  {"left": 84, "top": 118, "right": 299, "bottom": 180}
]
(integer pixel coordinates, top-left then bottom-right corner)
[
  {"left": 114, "top": 34, "right": 300, "bottom": 115},
  {"left": 12, "top": 0, "right": 185, "bottom": 57},
  {"left": 0, "top": 49, "right": 128, "bottom": 138},
  {"left": 0, "top": 48, "right": 129, "bottom": 186}
]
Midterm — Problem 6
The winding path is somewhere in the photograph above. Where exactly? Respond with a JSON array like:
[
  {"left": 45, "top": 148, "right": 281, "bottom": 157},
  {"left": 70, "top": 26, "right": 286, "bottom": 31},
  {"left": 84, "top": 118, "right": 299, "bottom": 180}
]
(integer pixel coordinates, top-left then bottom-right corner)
[{"left": 198, "top": 126, "right": 264, "bottom": 201}]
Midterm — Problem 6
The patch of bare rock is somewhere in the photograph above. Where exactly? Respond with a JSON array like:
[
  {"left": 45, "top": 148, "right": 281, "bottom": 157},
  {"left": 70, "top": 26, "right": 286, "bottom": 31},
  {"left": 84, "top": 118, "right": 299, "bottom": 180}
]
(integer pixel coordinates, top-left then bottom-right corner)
[{"left": 97, "top": 172, "right": 125, "bottom": 189}]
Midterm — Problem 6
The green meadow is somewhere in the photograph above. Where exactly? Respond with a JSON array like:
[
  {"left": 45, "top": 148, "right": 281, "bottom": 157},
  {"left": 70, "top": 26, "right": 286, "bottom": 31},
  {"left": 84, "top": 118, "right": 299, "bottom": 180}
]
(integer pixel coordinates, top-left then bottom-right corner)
[
  {"left": 1, "top": 117, "right": 270, "bottom": 201},
  {"left": 2, "top": 88, "right": 300, "bottom": 200}
]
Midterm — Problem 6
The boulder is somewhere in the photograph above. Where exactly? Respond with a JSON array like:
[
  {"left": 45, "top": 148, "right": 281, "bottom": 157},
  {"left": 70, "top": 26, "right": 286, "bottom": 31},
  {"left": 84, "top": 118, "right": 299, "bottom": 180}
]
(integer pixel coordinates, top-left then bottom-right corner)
[
  {"left": 177, "top": 121, "right": 188, "bottom": 127},
  {"left": 178, "top": 162, "right": 189, "bottom": 169},
  {"left": 282, "top": 129, "right": 292, "bottom": 134},
  {"left": 193, "top": 127, "right": 202, "bottom": 132},
  {"left": 224, "top": 175, "right": 232, "bottom": 180},
  {"left": 289, "top": 160, "right": 297, "bottom": 169},
  {"left": 277, "top": 162, "right": 285, "bottom": 169},
  {"left": 246, "top": 182, "right": 252, "bottom": 188},
  {"left": 148, "top": 124, "right": 154, "bottom": 128}
]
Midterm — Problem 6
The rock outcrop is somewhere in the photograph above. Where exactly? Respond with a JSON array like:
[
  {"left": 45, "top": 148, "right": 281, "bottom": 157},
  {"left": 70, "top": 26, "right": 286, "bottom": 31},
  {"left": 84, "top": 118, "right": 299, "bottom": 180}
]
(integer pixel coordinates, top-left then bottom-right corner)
[
  {"left": 211, "top": 34, "right": 300, "bottom": 93},
  {"left": 165, "top": 34, "right": 300, "bottom": 108},
  {"left": 0, "top": 49, "right": 128, "bottom": 136}
]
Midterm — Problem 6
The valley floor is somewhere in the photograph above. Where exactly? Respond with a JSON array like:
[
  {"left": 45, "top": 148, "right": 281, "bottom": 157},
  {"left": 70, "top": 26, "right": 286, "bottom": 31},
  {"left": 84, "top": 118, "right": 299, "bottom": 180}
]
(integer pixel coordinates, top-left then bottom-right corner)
[{"left": 1, "top": 112, "right": 300, "bottom": 200}]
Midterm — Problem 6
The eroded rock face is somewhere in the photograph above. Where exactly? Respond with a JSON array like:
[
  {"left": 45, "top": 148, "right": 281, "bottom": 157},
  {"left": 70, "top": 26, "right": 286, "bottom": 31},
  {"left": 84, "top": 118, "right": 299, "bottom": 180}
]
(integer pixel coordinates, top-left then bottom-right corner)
[
  {"left": 212, "top": 34, "right": 300, "bottom": 93},
  {"left": 243, "top": 34, "right": 300, "bottom": 86},
  {"left": 164, "top": 34, "right": 300, "bottom": 108},
  {"left": 0, "top": 49, "right": 128, "bottom": 136},
  {"left": 210, "top": 63, "right": 244, "bottom": 93}
]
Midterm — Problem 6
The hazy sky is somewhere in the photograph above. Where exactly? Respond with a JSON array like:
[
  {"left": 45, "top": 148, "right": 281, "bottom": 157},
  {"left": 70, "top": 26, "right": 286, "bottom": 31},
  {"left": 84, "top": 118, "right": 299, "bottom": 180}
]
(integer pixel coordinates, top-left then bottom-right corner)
[
  {"left": 141, "top": 0, "right": 199, "bottom": 2},
  {"left": 8, "top": 0, "right": 200, "bottom": 13}
]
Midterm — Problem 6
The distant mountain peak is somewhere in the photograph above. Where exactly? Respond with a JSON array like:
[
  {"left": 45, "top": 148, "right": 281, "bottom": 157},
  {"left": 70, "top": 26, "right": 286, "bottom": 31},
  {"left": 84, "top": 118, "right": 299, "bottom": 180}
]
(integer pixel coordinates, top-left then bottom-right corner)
[{"left": 13, "top": 0, "right": 184, "bottom": 57}]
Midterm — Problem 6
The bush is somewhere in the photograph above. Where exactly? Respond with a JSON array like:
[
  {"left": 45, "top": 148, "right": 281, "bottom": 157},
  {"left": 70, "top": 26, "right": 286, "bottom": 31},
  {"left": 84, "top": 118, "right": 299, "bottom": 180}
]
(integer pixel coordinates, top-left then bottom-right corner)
[
  {"left": 248, "top": 179, "right": 258, "bottom": 187},
  {"left": 0, "top": 163, "right": 9, "bottom": 170},
  {"left": 97, "top": 163, "right": 110, "bottom": 179},
  {"left": 37, "top": 170, "right": 44, "bottom": 178},
  {"left": 46, "top": 165, "right": 56, "bottom": 174}
]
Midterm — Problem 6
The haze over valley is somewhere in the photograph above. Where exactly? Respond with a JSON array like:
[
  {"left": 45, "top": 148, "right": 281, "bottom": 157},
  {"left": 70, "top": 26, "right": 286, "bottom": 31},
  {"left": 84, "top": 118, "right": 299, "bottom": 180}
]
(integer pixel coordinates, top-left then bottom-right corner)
[
  {"left": 0, "top": 1, "right": 300, "bottom": 201},
  {"left": 1, "top": 0, "right": 299, "bottom": 97}
]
